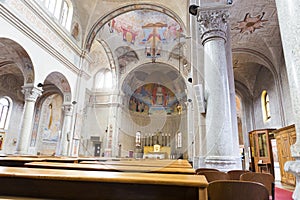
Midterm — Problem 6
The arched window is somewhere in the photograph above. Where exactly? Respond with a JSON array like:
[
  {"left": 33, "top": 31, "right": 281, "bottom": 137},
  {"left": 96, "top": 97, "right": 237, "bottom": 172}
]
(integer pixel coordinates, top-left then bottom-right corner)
[
  {"left": 135, "top": 131, "right": 141, "bottom": 147},
  {"left": 36, "top": 0, "right": 73, "bottom": 31},
  {"left": 95, "top": 69, "right": 113, "bottom": 90},
  {"left": 176, "top": 132, "right": 182, "bottom": 148},
  {"left": 261, "top": 90, "right": 271, "bottom": 121},
  {"left": 0, "top": 97, "right": 12, "bottom": 130}
]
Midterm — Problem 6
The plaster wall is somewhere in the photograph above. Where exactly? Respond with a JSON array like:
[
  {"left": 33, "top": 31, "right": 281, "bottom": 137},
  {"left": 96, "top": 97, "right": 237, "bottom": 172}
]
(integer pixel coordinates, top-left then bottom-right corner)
[
  {"left": 279, "top": 63, "right": 294, "bottom": 125},
  {"left": 0, "top": 17, "right": 78, "bottom": 99},
  {"left": 0, "top": 102, "right": 23, "bottom": 154},
  {"left": 252, "top": 66, "right": 282, "bottom": 129}
]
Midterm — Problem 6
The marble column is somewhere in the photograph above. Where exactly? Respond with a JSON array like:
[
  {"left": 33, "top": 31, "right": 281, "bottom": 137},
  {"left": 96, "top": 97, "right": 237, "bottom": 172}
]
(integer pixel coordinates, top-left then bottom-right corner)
[
  {"left": 197, "top": 7, "right": 241, "bottom": 170},
  {"left": 15, "top": 86, "right": 42, "bottom": 155},
  {"left": 187, "top": 100, "right": 195, "bottom": 163},
  {"left": 57, "top": 104, "right": 73, "bottom": 156},
  {"left": 275, "top": 0, "right": 300, "bottom": 199}
]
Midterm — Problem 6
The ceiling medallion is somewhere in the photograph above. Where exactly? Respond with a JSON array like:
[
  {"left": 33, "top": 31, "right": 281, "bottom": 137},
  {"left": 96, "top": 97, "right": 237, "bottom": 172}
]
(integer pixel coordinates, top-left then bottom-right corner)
[{"left": 233, "top": 12, "right": 268, "bottom": 33}]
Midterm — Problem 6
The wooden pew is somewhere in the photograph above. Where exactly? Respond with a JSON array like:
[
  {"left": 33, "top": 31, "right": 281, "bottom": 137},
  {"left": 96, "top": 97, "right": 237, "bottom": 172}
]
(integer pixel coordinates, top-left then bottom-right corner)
[
  {"left": 25, "top": 162, "right": 196, "bottom": 174},
  {"left": 0, "top": 166, "right": 208, "bottom": 200},
  {"left": 0, "top": 157, "right": 44, "bottom": 167},
  {"left": 43, "top": 157, "right": 79, "bottom": 163},
  {"left": 80, "top": 160, "right": 192, "bottom": 168}
]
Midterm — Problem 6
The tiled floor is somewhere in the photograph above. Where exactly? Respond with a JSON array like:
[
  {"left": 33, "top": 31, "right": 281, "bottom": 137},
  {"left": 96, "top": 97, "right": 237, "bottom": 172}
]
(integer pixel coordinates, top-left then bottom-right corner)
[
  {"left": 274, "top": 162, "right": 295, "bottom": 192},
  {"left": 275, "top": 180, "right": 295, "bottom": 192}
]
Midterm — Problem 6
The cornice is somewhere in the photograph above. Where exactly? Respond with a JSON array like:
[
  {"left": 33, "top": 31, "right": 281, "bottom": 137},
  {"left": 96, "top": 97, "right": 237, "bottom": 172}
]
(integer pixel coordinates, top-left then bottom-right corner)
[
  {"left": 0, "top": 3, "right": 80, "bottom": 74},
  {"left": 21, "top": 0, "right": 82, "bottom": 56}
]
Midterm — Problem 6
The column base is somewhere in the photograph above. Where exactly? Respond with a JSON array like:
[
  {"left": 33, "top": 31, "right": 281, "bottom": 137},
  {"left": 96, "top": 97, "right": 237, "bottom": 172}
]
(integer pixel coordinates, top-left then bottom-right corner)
[
  {"left": 199, "top": 156, "right": 242, "bottom": 171},
  {"left": 285, "top": 160, "right": 300, "bottom": 200}
]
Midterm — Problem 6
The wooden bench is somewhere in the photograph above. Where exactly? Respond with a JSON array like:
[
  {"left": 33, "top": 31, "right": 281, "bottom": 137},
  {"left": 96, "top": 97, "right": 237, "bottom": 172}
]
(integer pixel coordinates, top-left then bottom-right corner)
[
  {"left": 80, "top": 160, "right": 192, "bottom": 168},
  {"left": 25, "top": 162, "right": 196, "bottom": 174},
  {"left": 0, "top": 166, "right": 208, "bottom": 200},
  {"left": 0, "top": 157, "right": 44, "bottom": 167}
]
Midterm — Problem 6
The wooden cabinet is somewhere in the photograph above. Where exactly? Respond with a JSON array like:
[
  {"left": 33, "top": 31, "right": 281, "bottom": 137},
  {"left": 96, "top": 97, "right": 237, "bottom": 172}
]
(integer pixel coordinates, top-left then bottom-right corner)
[
  {"left": 249, "top": 129, "right": 275, "bottom": 177},
  {"left": 273, "top": 125, "right": 296, "bottom": 186}
]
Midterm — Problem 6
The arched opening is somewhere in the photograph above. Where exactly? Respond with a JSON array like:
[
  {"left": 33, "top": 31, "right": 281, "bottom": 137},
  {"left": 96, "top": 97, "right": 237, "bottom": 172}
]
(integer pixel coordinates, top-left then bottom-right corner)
[
  {"left": 119, "top": 62, "right": 187, "bottom": 159},
  {"left": 261, "top": 90, "right": 271, "bottom": 122},
  {"left": 0, "top": 38, "right": 34, "bottom": 154},
  {"left": 31, "top": 72, "right": 72, "bottom": 156}
]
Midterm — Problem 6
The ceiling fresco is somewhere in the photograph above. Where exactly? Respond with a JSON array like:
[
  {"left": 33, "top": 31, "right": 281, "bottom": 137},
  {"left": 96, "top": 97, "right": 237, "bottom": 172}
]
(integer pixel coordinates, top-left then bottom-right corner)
[
  {"left": 73, "top": 0, "right": 282, "bottom": 98},
  {"left": 103, "top": 10, "right": 183, "bottom": 61},
  {"left": 232, "top": 12, "right": 268, "bottom": 34},
  {"left": 129, "top": 83, "right": 181, "bottom": 115}
]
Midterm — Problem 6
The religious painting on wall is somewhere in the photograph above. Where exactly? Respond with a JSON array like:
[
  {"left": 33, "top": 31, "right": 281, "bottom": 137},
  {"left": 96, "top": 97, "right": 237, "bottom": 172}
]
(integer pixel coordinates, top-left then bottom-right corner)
[
  {"left": 106, "top": 10, "right": 182, "bottom": 60},
  {"left": 36, "top": 94, "right": 63, "bottom": 155},
  {"left": 30, "top": 107, "right": 41, "bottom": 147},
  {"left": 128, "top": 83, "right": 180, "bottom": 115}
]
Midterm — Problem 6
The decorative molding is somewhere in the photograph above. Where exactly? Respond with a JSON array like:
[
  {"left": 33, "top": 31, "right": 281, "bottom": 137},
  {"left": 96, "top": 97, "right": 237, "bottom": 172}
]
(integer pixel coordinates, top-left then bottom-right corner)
[
  {"left": 0, "top": 3, "right": 81, "bottom": 74},
  {"left": 63, "top": 104, "right": 73, "bottom": 116},
  {"left": 197, "top": 8, "right": 229, "bottom": 44},
  {"left": 21, "top": 0, "right": 82, "bottom": 56},
  {"left": 21, "top": 86, "right": 42, "bottom": 102},
  {"left": 232, "top": 12, "right": 268, "bottom": 34}
]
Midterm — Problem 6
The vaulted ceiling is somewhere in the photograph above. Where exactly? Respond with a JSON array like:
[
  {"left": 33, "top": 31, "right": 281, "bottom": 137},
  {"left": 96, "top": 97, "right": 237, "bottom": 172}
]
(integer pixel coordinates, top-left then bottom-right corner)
[{"left": 72, "top": 0, "right": 283, "bottom": 96}]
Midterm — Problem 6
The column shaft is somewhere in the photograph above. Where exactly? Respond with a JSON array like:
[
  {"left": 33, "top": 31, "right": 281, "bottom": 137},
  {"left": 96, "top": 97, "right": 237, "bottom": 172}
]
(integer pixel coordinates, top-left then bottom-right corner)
[
  {"left": 198, "top": 8, "right": 241, "bottom": 170},
  {"left": 58, "top": 104, "right": 73, "bottom": 156},
  {"left": 275, "top": 0, "right": 300, "bottom": 198},
  {"left": 16, "top": 86, "right": 42, "bottom": 154}
]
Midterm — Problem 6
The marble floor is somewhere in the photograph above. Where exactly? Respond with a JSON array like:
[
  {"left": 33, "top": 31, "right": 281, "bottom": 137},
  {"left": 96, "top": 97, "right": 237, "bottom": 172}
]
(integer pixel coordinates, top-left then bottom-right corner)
[
  {"left": 274, "top": 162, "right": 295, "bottom": 192},
  {"left": 275, "top": 180, "right": 295, "bottom": 192}
]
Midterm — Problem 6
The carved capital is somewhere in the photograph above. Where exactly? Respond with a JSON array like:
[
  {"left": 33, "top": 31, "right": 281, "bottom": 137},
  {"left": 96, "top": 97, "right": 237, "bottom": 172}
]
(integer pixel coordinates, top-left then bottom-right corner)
[
  {"left": 22, "top": 86, "right": 42, "bottom": 102},
  {"left": 63, "top": 104, "right": 73, "bottom": 116},
  {"left": 197, "top": 9, "right": 229, "bottom": 45}
]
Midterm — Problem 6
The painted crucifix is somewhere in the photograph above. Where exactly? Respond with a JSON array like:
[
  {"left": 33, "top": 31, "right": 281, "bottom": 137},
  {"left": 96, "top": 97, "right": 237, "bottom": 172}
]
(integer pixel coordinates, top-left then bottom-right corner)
[{"left": 142, "top": 22, "right": 167, "bottom": 62}]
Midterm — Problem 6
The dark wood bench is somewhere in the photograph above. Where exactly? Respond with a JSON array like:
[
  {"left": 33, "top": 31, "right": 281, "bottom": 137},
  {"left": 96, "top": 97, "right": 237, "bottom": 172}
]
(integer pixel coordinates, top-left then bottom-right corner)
[
  {"left": 25, "top": 161, "right": 196, "bottom": 174},
  {"left": 80, "top": 159, "right": 192, "bottom": 168},
  {"left": 0, "top": 166, "right": 208, "bottom": 200},
  {"left": 0, "top": 157, "right": 44, "bottom": 167}
]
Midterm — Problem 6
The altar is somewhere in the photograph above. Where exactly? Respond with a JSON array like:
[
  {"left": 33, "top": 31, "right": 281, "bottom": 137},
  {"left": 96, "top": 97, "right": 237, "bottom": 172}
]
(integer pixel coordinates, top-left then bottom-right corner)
[
  {"left": 143, "top": 146, "right": 171, "bottom": 159},
  {"left": 143, "top": 151, "right": 167, "bottom": 159}
]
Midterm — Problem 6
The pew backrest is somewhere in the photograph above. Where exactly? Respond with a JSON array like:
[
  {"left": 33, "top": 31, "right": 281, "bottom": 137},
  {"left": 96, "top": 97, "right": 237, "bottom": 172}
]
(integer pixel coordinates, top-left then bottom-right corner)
[{"left": 208, "top": 180, "right": 269, "bottom": 200}]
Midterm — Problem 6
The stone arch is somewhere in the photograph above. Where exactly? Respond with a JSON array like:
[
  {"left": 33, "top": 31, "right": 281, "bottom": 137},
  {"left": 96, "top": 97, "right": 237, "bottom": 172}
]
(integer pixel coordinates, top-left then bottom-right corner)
[
  {"left": 0, "top": 37, "right": 35, "bottom": 85},
  {"left": 121, "top": 61, "right": 187, "bottom": 100},
  {"left": 119, "top": 62, "right": 188, "bottom": 158},
  {"left": 31, "top": 72, "right": 72, "bottom": 155},
  {"left": 39, "top": 72, "right": 72, "bottom": 104},
  {"left": 93, "top": 68, "right": 114, "bottom": 90},
  {"left": 84, "top": 3, "right": 187, "bottom": 52}
]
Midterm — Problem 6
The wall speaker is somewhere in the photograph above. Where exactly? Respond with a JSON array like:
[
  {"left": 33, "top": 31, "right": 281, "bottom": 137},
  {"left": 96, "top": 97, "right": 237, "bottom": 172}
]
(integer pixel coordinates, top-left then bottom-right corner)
[{"left": 193, "top": 84, "right": 206, "bottom": 113}]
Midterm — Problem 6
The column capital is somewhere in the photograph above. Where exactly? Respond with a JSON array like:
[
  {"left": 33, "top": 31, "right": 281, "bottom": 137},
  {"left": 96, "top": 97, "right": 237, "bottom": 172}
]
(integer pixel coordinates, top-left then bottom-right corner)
[
  {"left": 62, "top": 104, "right": 73, "bottom": 116},
  {"left": 197, "top": 8, "right": 229, "bottom": 45},
  {"left": 21, "top": 86, "right": 42, "bottom": 102}
]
